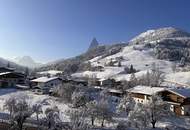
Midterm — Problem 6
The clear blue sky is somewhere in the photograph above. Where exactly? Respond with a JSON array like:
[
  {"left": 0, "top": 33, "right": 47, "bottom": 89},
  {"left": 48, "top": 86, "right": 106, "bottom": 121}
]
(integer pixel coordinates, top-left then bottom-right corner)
[{"left": 0, "top": 0, "right": 190, "bottom": 63}]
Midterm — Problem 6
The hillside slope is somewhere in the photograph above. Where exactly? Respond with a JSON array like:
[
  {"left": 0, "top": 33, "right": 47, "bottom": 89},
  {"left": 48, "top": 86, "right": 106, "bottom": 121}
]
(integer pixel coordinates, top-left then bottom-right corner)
[
  {"left": 72, "top": 27, "right": 190, "bottom": 85},
  {"left": 38, "top": 43, "right": 126, "bottom": 74}
]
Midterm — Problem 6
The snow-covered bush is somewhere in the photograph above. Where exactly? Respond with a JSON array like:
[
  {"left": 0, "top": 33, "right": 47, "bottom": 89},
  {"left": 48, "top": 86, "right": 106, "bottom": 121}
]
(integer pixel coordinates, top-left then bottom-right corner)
[
  {"left": 53, "top": 83, "right": 76, "bottom": 103},
  {"left": 128, "top": 103, "right": 149, "bottom": 129},
  {"left": 72, "top": 90, "right": 90, "bottom": 108},
  {"left": 117, "top": 95, "right": 135, "bottom": 115}
]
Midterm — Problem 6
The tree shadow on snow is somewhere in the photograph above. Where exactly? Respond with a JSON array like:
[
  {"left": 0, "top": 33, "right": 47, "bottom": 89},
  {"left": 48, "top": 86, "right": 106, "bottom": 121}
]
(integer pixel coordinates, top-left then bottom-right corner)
[{"left": 0, "top": 88, "right": 19, "bottom": 96}]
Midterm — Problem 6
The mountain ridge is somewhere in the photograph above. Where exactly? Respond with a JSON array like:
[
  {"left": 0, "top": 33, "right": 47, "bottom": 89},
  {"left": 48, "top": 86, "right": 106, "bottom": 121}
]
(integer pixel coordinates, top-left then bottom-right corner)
[
  {"left": 13, "top": 56, "right": 43, "bottom": 69},
  {"left": 38, "top": 27, "right": 190, "bottom": 77}
]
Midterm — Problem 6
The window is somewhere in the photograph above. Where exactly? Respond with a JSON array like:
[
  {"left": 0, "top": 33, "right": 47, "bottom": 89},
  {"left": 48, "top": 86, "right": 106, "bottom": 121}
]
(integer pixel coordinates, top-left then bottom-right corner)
[{"left": 177, "top": 97, "right": 181, "bottom": 102}]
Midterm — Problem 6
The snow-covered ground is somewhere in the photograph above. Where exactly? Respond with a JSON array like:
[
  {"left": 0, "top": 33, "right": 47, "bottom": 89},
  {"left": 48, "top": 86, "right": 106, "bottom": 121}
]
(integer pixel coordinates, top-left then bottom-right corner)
[
  {"left": 0, "top": 89, "right": 70, "bottom": 122},
  {"left": 165, "top": 71, "right": 190, "bottom": 86}
]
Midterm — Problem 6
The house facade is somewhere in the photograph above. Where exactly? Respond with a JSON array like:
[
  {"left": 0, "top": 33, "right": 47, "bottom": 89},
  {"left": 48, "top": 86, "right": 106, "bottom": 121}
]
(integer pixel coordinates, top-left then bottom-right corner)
[
  {"left": 31, "top": 77, "right": 62, "bottom": 93},
  {"left": 161, "top": 89, "right": 190, "bottom": 116},
  {"left": 0, "top": 72, "right": 26, "bottom": 87},
  {"left": 127, "top": 86, "right": 165, "bottom": 104},
  {"left": 127, "top": 86, "right": 190, "bottom": 116}
]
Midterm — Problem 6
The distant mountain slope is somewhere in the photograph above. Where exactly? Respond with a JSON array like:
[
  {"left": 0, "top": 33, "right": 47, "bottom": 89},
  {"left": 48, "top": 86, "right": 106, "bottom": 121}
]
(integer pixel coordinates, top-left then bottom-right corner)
[
  {"left": 71, "top": 27, "right": 190, "bottom": 85},
  {"left": 38, "top": 43, "right": 126, "bottom": 74},
  {"left": 130, "top": 27, "right": 190, "bottom": 44},
  {"left": 13, "top": 56, "right": 42, "bottom": 68},
  {"left": 0, "top": 57, "right": 26, "bottom": 72}
]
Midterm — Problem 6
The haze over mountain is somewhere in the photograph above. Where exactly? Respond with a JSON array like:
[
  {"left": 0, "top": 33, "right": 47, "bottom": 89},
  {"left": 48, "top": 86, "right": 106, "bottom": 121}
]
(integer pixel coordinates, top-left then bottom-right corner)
[
  {"left": 0, "top": 57, "right": 26, "bottom": 72},
  {"left": 13, "top": 56, "right": 43, "bottom": 69}
]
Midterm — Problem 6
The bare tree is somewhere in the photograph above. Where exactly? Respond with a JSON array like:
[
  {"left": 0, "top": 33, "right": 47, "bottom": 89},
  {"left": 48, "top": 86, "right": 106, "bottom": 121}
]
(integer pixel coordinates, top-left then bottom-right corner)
[
  {"left": 53, "top": 83, "right": 76, "bottom": 103},
  {"left": 129, "top": 94, "right": 170, "bottom": 129},
  {"left": 68, "top": 109, "right": 89, "bottom": 130},
  {"left": 96, "top": 99, "right": 113, "bottom": 127},
  {"left": 86, "top": 101, "right": 98, "bottom": 126},
  {"left": 44, "top": 106, "right": 61, "bottom": 130},
  {"left": 4, "top": 97, "right": 17, "bottom": 119},
  {"left": 32, "top": 104, "right": 43, "bottom": 129},
  {"left": 146, "top": 94, "right": 170, "bottom": 128},
  {"left": 128, "top": 103, "right": 149, "bottom": 129},
  {"left": 4, "top": 95, "right": 33, "bottom": 130},
  {"left": 139, "top": 67, "right": 165, "bottom": 87}
]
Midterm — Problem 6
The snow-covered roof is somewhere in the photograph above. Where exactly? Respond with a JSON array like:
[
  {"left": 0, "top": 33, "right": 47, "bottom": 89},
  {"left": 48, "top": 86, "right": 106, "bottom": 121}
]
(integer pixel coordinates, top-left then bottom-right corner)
[
  {"left": 127, "top": 85, "right": 165, "bottom": 95},
  {"left": 31, "top": 77, "right": 61, "bottom": 83},
  {"left": 108, "top": 88, "right": 123, "bottom": 94},
  {"left": 0, "top": 72, "right": 25, "bottom": 77},
  {"left": 0, "top": 72, "right": 11, "bottom": 76},
  {"left": 37, "top": 70, "right": 63, "bottom": 75},
  {"left": 167, "top": 88, "right": 190, "bottom": 98}
]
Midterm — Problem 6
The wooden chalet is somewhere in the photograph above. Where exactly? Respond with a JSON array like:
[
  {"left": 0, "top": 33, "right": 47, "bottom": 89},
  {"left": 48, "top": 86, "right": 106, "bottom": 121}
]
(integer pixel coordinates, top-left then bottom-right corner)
[
  {"left": 0, "top": 67, "right": 15, "bottom": 73},
  {"left": 63, "top": 77, "right": 88, "bottom": 86},
  {"left": 127, "top": 85, "right": 190, "bottom": 116},
  {"left": 127, "top": 86, "right": 165, "bottom": 104},
  {"left": 161, "top": 88, "right": 190, "bottom": 116},
  {"left": 0, "top": 72, "right": 26, "bottom": 87}
]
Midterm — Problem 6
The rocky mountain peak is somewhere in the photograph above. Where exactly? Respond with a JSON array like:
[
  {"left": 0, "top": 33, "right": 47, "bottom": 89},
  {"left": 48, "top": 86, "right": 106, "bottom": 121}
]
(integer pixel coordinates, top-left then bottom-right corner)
[
  {"left": 13, "top": 56, "right": 42, "bottom": 68},
  {"left": 88, "top": 38, "right": 99, "bottom": 50}
]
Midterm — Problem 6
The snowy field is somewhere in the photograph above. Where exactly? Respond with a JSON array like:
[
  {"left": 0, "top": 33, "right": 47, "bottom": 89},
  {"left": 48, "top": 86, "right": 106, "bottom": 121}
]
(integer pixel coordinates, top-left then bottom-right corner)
[
  {"left": 73, "top": 45, "right": 190, "bottom": 86},
  {"left": 0, "top": 88, "right": 70, "bottom": 122},
  {"left": 165, "top": 71, "right": 190, "bottom": 86}
]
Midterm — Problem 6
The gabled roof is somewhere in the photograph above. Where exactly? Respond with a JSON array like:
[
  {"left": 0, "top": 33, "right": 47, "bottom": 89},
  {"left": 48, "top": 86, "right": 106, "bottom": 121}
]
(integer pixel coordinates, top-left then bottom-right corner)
[
  {"left": 127, "top": 85, "right": 165, "bottom": 95},
  {"left": 0, "top": 72, "right": 25, "bottom": 78},
  {"left": 31, "top": 77, "right": 61, "bottom": 83},
  {"left": 37, "top": 70, "right": 63, "bottom": 75},
  {"left": 0, "top": 72, "right": 11, "bottom": 76},
  {"left": 166, "top": 88, "right": 190, "bottom": 98}
]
